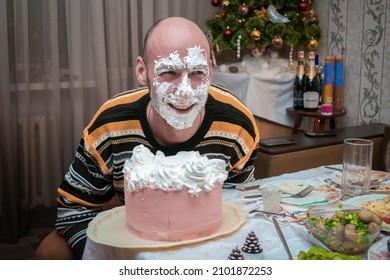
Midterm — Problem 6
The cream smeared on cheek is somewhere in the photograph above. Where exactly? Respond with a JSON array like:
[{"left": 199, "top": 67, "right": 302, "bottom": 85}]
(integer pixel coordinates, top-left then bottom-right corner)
[{"left": 152, "top": 46, "right": 210, "bottom": 130}]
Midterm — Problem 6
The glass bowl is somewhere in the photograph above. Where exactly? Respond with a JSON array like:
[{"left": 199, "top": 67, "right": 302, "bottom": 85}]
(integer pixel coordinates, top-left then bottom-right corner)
[{"left": 306, "top": 202, "right": 381, "bottom": 255}]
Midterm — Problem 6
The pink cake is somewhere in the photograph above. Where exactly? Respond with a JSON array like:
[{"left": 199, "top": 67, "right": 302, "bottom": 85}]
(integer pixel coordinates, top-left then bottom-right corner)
[{"left": 123, "top": 145, "right": 228, "bottom": 242}]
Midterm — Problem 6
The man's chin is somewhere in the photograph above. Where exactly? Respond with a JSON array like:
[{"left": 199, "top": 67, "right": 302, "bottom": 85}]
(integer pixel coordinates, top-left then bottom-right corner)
[{"left": 166, "top": 119, "right": 194, "bottom": 130}]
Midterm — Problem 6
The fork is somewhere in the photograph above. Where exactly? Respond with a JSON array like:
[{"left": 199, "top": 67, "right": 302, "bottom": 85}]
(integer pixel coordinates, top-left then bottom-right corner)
[{"left": 283, "top": 184, "right": 315, "bottom": 198}]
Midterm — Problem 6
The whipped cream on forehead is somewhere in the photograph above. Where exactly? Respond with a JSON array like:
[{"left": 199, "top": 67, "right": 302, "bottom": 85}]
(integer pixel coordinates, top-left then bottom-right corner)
[{"left": 123, "top": 145, "right": 227, "bottom": 196}]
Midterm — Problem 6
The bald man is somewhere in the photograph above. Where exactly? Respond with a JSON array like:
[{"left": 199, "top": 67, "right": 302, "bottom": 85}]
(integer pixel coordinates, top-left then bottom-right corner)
[{"left": 35, "top": 17, "right": 259, "bottom": 259}]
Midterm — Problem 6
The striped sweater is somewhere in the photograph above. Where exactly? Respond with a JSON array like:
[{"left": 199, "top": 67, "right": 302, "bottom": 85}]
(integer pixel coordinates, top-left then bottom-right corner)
[{"left": 56, "top": 84, "right": 260, "bottom": 258}]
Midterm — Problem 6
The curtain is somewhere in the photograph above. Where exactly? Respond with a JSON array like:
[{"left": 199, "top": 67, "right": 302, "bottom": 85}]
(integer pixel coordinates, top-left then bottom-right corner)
[{"left": 0, "top": 0, "right": 214, "bottom": 243}]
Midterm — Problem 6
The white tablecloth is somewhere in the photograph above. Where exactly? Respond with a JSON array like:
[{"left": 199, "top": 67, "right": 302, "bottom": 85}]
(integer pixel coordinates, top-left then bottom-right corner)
[
  {"left": 83, "top": 165, "right": 353, "bottom": 260},
  {"left": 212, "top": 55, "right": 296, "bottom": 127}
]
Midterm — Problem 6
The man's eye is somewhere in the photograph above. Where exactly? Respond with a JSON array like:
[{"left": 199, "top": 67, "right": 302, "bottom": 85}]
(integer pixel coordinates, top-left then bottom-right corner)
[
  {"left": 158, "top": 71, "right": 178, "bottom": 80},
  {"left": 161, "top": 71, "right": 176, "bottom": 76},
  {"left": 189, "top": 71, "right": 206, "bottom": 76}
]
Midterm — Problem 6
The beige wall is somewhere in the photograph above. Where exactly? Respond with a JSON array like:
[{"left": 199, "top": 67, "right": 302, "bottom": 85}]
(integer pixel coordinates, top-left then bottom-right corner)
[{"left": 314, "top": 0, "right": 390, "bottom": 127}]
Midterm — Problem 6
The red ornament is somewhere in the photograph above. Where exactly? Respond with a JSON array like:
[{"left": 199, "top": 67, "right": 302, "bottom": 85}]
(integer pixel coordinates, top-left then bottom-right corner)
[
  {"left": 272, "top": 36, "right": 283, "bottom": 48},
  {"left": 238, "top": 4, "right": 249, "bottom": 16},
  {"left": 223, "top": 27, "right": 233, "bottom": 40},
  {"left": 298, "top": 1, "right": 308, "bottom": 11},
  {"left": 211, "top": 0, "right": 220, "bottom": 7}
]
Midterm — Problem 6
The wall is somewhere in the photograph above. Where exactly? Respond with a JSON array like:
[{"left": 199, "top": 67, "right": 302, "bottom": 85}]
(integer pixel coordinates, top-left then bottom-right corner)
[{"left": 314, "top": 0, "right": 390, "bottom": 127}]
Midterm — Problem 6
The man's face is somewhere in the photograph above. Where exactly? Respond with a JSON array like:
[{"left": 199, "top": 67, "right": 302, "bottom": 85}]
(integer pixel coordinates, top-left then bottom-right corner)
[{"left": 149, "top": 45, "right": 210, "bottom": 130}]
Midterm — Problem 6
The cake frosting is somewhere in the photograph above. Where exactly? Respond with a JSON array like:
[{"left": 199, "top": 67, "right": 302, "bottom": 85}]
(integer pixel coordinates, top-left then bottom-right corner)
[{"left": 123, "top": 144, "right": 228, "bottom": 241}]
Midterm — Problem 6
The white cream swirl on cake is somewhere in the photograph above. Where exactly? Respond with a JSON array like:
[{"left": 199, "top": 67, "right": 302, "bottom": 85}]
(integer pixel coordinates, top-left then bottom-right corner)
[{"left": 123, "top": 145, "right": 228, "bottom": 241}]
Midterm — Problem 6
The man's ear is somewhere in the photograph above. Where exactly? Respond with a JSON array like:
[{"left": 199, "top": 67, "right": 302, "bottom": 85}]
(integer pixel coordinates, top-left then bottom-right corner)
[
  {"left": 135, "top": 56, "right": 147, "bottom": 86},
  {"left": 208, "top": 58, "right": 213, "bottom": 82}
]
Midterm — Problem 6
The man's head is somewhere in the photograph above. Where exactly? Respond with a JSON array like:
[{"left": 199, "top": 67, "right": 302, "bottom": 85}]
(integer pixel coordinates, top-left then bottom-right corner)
[{"left": 136, "top": 17, "right": 212, "bottom": 130}]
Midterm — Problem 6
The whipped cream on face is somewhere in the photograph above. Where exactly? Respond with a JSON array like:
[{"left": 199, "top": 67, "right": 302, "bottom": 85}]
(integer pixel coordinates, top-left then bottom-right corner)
[
  {"left": 123, "top": 145, "right": 228, "bottom": 196},
  {"left": 151, "top": 46, "right": 210, "bottom": 130}
]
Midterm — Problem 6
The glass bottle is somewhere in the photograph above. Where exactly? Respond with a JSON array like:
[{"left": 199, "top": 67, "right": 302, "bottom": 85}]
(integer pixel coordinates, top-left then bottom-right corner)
[
  {"left": 293, "top": 51, "right": 306, "bottom": 110},
  {"left": 303, "top": 51, "right": 321, "bottom": 112}
]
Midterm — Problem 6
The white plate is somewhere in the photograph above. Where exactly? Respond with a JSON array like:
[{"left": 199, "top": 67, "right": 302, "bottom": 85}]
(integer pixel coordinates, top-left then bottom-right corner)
[
  {"left": 86, "top": 202, "right": 245, "bottom": 249},
  {"left": 330, "top": 170, "right": 390, "bottom": 193},
  {"left": 343, "top": 194, "right": 390, "bottom": 232},
  {"left": 262, "top": 180, "right": 341, "bottom": 206},
  {"left": 367, "top": 237, "right": 390, "bottom": 260}
]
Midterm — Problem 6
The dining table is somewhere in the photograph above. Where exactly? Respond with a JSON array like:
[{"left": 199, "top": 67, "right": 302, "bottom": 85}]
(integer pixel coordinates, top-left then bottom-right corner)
[{"left": 82, "top": 164, "right": 389, "bottom": 260}]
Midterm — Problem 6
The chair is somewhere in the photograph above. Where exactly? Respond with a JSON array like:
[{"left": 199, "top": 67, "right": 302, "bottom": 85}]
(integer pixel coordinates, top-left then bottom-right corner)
[{"left": 382, "top": 124, "right": 390, "bottom": 172}]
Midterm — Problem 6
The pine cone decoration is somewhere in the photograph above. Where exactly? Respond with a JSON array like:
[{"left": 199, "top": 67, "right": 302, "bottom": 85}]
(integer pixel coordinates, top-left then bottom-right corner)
[
  {"left": 227, "top": 246, "right": 244, "bottom": 260},
  {"left": 242, "top": 231, "right": 263, "bottom": 256}
]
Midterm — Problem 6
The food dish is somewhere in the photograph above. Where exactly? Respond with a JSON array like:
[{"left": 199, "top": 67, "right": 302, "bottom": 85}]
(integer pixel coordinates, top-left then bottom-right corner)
[
  {"left": 306, "top": 203, "right": 381, "bottom": 255},
  {"left": 261, "top": 180, "right": 341, "bottom": 206},
  {"left": 344, "top": 194, "right": 390, "bottom": 232},
  {"left": 86, "top": 202, "right": 245, "bottom": 249},
  {"left": 367, "top": 237, "right": 390, "bottom": 260},
  {"left": 330, "top": 170, "right": 390, "bottom": 193}
]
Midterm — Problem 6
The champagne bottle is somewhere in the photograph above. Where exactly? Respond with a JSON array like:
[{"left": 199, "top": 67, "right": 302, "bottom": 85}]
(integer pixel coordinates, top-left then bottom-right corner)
[
  {"left": 303, "top": 51, "right": 321, "bottom": 112},
  {"left": 293, "top": 51, "right": 305, "bottom": 110}
]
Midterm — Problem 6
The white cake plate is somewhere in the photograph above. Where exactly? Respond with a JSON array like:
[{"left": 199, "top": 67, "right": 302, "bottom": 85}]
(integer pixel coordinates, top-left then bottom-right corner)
[{"left": 86, "top": 201, "right": 245, "bottom": 249}]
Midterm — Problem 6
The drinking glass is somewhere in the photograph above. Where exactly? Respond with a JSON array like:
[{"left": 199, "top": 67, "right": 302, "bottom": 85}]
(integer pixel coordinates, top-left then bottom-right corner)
[
  {"left": 341, "top": 138, "right": 373, "bottom": 198},
  {"left": 261, "top": 186, "right": 282, "bottom": 213}
]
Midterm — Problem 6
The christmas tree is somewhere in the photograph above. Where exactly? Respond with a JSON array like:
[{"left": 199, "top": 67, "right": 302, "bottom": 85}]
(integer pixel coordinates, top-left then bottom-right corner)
[{"left": 206, "top": 0, "right": 321, "bottom": 58}]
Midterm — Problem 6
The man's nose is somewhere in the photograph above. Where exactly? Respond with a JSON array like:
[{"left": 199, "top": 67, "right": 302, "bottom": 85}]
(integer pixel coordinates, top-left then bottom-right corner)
[{"left": 177, "top": 75, "right": 193, "bottom": 98}]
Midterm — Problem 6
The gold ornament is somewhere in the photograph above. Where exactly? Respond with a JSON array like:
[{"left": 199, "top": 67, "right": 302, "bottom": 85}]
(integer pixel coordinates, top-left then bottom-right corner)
[
  {"left": 221, "top": 0, "right": 229, "bottom": 7},
  {"left": 301, "top": 10, "right": 318, "bottom": 23},
  {"left": 308, "top": 38, "right": 319, "bottom": 49},
  {"left": 255, "top": 7, "right": 269, "bottom": 22},
  {"left": 214, "top": 12, "right": 223, "bottom": 21},
  {"left": 251, "top": 29, "right": 261, "bottom": 41}
]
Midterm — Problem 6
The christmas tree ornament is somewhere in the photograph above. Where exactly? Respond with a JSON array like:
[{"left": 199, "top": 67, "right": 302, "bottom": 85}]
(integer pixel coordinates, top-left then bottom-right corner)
[
  {"left": 288, "top": 45, "right": 294, "bottom": 69},
  {"left": 298, "top": 1, "right": 309, "bottom": 12},
  {"left": 211, "top": 0, "right": 220, "bottom": 7},
  {"left": 306, "top": 9, "right": 318, "bottom": 22},
  {"left": 238, "top": 3, "right": 249, "bottom": 16},
  {"left": 255, "top": 7, "right": 269, "bottom": 22},
  {"left": 272, "top": 35, "right": 283, "bottom": 48},
  {"left": 267, "top": 5, "right": 290, "bottom": 23},
  {"left": 223, "top": 26, "right": 233, "bottom": 40},
  {"left": 221, "top": 0, "right": 229, "bottom": 7},
  {"left": 308, "top": 38, "right": 319, "bottom": 49},
  {"left": 214, "top": 12, "right": 223, "bottom": 21},
  {"left": 237, "top": 34, "right": 242, "bottom": 59},
  {"left": 206, "top": 29, "right": 214, "bottom": 47},
  {"left": 251, "top": 29, "right": 261, "bottom": 41}
]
